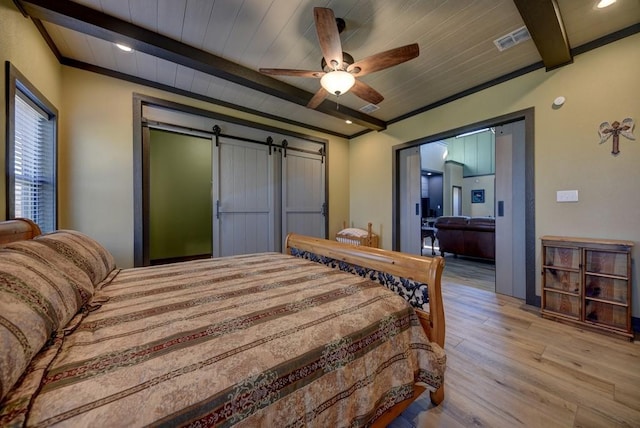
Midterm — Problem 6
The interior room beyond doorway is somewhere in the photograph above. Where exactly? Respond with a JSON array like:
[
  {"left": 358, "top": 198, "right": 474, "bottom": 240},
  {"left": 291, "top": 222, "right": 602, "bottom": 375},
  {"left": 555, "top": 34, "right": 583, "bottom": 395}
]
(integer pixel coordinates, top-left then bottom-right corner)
[
  {"left": 396, "top": 109, "right": 534, "bottom": 305},
  {"left": 419, "top": 128, "right": 496, "bottom": 293}
]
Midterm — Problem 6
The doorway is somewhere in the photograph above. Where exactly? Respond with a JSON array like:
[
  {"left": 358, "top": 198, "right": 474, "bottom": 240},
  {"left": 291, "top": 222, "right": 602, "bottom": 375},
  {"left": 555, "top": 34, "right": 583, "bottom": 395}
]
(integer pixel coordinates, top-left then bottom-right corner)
[
  {"left": 134, "top": 95, "right": 328, "bottom": 267},
  {"left": 149, "top": 129, "right": 212, "bottom": 264},
  {"left": 417, "top": 128, "right": 497, "bottom": 293},
  {"left": 394, "top": 109, "right": 537, "bottom": 306}
]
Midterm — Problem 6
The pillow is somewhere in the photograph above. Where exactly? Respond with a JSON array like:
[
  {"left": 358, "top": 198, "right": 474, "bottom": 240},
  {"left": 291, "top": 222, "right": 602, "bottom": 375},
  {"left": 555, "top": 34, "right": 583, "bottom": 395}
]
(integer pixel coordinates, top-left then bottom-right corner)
[
  {"left": 34, "top": 230, "right": 116, "bottom": 286},
  {"left": 3, "top": 240, "right": 94, "bottom": 295},
  {"left": 338, "top": 228, "right": 370, "bottom": 238},
  {"left": 0, "top": 250, "right": 91, "bottom": 401}
]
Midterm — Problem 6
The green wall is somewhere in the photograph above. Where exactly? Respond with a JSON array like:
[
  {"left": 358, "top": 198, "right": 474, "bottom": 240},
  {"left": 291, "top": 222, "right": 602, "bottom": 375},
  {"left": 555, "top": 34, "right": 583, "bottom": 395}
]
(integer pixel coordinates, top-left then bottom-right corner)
[
  {"left": 149, "top": 129, "right": 212, "bottom": 260},
  {"left": 445, "top": 130, "right": 495, "bottom": 177}
]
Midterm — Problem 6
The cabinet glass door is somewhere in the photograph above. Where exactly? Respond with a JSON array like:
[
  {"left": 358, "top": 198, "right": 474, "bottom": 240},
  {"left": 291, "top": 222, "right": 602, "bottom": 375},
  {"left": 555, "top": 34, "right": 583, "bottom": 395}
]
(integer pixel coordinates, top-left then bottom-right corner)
[
  {"left": 584, "top": 250, "right": 628, "bottom": 276},
  {"left": 584, "top": 301, "right": 628, "bottom": 330},
  {"left": 585, "top": 275, "right": 628, "bottom": 304},
  {"left": 544, "top": 291, "right": 580, "bottom": 318},
  {"left": 544, "top": 269, "right": 580, "bottom": 293},
  {"left": 544, "top": 246, "right": 580, "bottom": 269}
]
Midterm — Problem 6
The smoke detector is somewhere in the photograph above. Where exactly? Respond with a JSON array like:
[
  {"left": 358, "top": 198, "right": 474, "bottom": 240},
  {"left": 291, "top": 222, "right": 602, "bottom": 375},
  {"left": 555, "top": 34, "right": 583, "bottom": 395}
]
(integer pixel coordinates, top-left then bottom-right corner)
[{"left": 494, "top": 26, "right": 531, "bottom": 52}]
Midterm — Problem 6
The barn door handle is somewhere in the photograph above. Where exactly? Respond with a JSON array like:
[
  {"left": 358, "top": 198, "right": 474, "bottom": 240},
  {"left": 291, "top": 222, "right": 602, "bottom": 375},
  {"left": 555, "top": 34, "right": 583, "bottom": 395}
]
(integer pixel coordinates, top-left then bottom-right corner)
[
  {"left": 216, "top": 200, "right": 220, "bottom": 219},
  {"left": 415, "top": 203, "right": 420, "bottom": 216}
]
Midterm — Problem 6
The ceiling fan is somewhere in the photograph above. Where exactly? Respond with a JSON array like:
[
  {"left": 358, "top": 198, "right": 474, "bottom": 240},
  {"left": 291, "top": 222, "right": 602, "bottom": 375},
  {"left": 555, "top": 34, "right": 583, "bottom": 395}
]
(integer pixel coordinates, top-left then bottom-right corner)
[{"left": 259, "top": 7, "right": 420, "bottom": 109}]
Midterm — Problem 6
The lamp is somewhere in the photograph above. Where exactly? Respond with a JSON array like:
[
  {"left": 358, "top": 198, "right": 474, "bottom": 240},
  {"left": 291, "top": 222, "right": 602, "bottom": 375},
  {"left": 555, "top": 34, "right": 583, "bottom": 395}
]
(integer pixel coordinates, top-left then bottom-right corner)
[{"left": 320, "top": 70, "right": 355, "bottom": 96}]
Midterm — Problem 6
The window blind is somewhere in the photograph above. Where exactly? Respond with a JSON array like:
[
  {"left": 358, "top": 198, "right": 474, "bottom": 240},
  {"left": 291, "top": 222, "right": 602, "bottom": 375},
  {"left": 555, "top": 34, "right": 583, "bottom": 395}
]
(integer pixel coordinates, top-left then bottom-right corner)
[{"left": 13, "top": 90, "right": 56, "bottom": 233}]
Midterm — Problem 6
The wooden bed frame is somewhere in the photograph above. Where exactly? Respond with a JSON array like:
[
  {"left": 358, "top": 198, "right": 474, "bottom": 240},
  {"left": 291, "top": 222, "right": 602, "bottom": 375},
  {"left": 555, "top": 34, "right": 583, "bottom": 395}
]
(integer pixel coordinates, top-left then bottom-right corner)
[
  {"left": 336, "top": 221, "right": 379, "bottom": 248},
  {"left": 286, "top": 233, "right": 446, "bottom": 425},
  {"left": 0, "top": 220, "right": 446, "bottom": 425},
  {"left": 0, "top": 218, "right": 41, "bottom": 244}
]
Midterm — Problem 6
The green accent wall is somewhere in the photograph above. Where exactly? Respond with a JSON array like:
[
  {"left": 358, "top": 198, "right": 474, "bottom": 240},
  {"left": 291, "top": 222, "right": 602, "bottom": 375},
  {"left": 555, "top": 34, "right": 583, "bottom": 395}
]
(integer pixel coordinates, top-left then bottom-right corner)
[
  {"left": 445, "top": 130, "right": 495, "bottom": 177},
  {"left": 149, "top": 129, "right": 212, "bottom": 260}
]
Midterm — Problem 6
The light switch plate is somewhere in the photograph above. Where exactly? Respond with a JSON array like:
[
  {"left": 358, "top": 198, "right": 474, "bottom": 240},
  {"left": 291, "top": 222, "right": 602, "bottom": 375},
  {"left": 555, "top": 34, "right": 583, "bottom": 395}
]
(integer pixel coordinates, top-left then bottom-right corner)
[{"left": 557, "top": 190, "right": 579, "bottom": 202}]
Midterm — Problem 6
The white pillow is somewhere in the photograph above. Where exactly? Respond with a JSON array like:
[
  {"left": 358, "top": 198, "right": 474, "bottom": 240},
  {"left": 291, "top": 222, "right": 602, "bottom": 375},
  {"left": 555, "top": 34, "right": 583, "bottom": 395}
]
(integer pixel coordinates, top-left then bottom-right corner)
[{"left": 338, "top": 228, "right": 369, "bottom": 238}]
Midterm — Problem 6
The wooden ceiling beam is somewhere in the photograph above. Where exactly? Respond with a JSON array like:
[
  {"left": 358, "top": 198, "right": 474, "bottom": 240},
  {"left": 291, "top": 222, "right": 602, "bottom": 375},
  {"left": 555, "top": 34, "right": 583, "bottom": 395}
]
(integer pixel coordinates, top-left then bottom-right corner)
[
  {"left": 17, "top": 0, "right": 386, "bottom": 131},
  {"left": 513, "top": 0, "right": 572, "bottom": 70}
]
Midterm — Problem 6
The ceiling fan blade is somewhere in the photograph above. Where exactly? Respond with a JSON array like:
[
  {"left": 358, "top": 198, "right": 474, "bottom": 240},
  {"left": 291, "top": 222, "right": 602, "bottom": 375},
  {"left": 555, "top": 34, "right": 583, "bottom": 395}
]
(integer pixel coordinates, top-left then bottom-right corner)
[
  {"left": 350, "top": 80, "right": 384, "bottom": 105},
  {"left": 307, "top": 87, "right": 329, "bottom": 109},
  {"left": 348, "top": 43, "right": 419, "bottom": 77},
  {"left": 314, "top": 7, "right": 343, "bottom": 70},
  {"left": 259, "top": 68, "right": 324, "bottom": 78}
]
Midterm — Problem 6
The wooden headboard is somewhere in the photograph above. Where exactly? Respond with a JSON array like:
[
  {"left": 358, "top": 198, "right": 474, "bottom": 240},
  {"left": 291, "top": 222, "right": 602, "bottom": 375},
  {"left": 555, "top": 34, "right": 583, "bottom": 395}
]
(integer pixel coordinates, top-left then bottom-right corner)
[{"left": 0, "top": 218, "right": 42, "bottom": 245}]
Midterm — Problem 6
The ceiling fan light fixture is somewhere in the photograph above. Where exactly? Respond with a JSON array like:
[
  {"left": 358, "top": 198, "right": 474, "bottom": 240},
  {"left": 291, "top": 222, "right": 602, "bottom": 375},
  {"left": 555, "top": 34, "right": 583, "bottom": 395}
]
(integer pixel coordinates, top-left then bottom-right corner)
[
  {"left": 596, "top": 0, "right": 616, "bottom": 8},
  {"left": 320, "top": 70, "right": 355, "bottom": 96}
]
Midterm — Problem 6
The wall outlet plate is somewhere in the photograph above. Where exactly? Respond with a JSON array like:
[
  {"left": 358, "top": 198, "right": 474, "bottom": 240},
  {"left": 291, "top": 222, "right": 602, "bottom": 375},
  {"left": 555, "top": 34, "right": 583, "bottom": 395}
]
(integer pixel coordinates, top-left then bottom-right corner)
[{"left": 557, "top": 190, "right": 579, "bottom": 202}]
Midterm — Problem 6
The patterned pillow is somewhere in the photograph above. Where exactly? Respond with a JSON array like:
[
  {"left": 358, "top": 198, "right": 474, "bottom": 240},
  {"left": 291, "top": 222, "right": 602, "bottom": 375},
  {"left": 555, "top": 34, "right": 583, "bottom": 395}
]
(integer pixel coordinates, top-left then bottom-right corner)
[
  {"left": 34, "top": 230, "right": 116, "bottom": 286},
  {"left": 0, "top": 250, "right": 90, "bottom": 401},
  {"left": 3, "top": 240, "right": 94, "bottom": 297}
]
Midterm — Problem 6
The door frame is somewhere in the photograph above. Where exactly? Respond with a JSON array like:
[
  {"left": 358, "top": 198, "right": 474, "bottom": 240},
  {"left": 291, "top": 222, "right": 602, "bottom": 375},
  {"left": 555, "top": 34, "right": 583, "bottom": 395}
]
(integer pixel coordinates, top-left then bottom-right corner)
[
  {"left": 133, "top": 94, "right": 329, "bottom": 267},
  {"left": 392, "top": 108, "right": 538, "bottom": 307},
  {"left": 148, "top": 127, "right": 214, "bottom": 263}
]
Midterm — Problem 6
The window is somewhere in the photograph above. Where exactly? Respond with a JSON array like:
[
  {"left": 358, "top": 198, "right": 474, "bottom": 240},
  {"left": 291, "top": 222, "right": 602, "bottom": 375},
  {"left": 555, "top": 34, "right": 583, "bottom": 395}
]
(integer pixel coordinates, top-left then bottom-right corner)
[{"left": 6, "top": 62, "right": 57, "bottom": 232}]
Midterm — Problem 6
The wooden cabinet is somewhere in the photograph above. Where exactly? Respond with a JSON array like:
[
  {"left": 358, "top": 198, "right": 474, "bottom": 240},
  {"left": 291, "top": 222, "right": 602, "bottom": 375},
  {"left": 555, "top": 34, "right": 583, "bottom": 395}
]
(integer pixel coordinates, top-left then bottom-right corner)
[{"left": 541, "top": 236, "right": 634, "bottom": 340}]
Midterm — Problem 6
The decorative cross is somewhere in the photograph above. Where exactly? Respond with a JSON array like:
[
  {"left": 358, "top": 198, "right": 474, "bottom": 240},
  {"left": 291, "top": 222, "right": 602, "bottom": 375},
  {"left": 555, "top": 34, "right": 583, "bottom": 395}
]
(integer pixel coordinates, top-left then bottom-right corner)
[{"left": 598, "top": 118, "right": 635, "bottom": 155}]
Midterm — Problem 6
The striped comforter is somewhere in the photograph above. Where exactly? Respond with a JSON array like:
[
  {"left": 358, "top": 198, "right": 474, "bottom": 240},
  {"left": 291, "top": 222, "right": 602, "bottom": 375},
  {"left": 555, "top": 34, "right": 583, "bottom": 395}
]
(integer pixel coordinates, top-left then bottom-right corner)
[{"left": 15, "top": 252, "right": 445, "bottom": 427}]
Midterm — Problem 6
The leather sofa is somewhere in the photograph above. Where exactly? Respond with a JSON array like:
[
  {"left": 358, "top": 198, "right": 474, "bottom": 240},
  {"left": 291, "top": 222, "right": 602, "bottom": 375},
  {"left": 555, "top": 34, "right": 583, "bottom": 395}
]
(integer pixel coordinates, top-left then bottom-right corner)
[{"left": 434, "top": 216, "right": 495, "bottom": 260}]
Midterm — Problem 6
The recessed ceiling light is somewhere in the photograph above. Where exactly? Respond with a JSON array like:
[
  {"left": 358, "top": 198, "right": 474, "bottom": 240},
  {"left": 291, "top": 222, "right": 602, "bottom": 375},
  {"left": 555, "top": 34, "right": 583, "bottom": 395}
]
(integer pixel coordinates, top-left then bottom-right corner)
[
  {"left": 345, "top": 119, "right": 352, "bottom": 124},
  {"left": 597, "top": 0, "right": 616, "bottom": 8},
  {"left": 116, "top": 43, "right": 133, "bottom": 52}
]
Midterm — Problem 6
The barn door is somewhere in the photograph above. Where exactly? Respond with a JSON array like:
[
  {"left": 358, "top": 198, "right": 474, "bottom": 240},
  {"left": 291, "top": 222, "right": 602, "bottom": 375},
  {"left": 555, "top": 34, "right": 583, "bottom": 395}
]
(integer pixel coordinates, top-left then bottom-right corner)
[
  {"left": 398, "top": 146, "right": 422, "bottom": 255},
  {"left": 281, "top": 146, "right": 326, "bottom": 245},
  {"left": 212, "top": 137, "right": 276, "bottom": 257},
  {"left": 495, "top": 120, "right": 526, "bottom": 299}
]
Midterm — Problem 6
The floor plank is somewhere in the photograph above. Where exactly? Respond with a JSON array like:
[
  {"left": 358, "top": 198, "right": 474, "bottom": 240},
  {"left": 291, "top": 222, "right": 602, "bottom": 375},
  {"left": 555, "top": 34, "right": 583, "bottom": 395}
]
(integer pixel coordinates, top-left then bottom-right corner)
[{"left": 389, "top": 281, "right": 640, "bottom": 427}]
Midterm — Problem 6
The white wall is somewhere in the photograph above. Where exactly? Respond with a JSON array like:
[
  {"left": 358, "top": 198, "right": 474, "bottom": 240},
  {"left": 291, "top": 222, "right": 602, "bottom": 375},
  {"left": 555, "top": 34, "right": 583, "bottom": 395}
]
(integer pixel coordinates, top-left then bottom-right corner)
[
  {"left": 463, "top": 175, "right": 495, "bottom": 217},
  {"left": 420, "top": 143, "right": 447, "bottom": 172}
]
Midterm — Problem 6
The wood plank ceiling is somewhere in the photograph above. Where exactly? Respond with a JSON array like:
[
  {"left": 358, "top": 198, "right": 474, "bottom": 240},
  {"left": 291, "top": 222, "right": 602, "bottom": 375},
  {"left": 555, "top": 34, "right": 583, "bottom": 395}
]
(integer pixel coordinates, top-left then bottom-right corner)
[{"left": 15, "top": 0, "right": 640, "bottom": 138}]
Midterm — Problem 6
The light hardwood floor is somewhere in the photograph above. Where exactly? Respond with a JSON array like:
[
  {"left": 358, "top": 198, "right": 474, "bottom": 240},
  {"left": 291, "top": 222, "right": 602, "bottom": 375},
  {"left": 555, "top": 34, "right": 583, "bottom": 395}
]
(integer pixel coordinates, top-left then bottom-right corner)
[
  {"left": 389, "top": 280, "right": 640, "bottom": 427},
  {"left": 435, "top": 255, "right": 495, "bottom": 292},
  {"left": 421, "top": 240, "right": 496, "bottom": 293}
]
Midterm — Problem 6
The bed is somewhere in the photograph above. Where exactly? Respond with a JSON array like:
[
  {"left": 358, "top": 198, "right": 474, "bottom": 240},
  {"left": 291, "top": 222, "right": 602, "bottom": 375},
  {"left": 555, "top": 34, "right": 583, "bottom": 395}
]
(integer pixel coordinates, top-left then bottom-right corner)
[
  {"left": 0, "top": 219, "right": 446, "bottom": 427},
  {"left": 335, "top": 222, "right": 379, "bottom": 248}
]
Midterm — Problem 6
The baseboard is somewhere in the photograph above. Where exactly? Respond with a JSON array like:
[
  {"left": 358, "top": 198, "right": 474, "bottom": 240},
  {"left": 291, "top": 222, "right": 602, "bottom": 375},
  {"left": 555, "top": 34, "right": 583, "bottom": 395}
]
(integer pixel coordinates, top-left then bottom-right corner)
[{"left": 150, "top": 253, "right": 212, "bottom": 265}]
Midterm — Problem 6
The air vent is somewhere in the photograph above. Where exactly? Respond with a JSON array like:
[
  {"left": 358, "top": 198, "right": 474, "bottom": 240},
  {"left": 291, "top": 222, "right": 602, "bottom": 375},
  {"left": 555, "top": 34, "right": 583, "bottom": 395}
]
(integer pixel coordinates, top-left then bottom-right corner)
[
  {"left": 360, "top": 103, "right": 380, "bottom": 114},
  {"left": 494, "top": 26, "right": 531, "bottom": 52}
]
